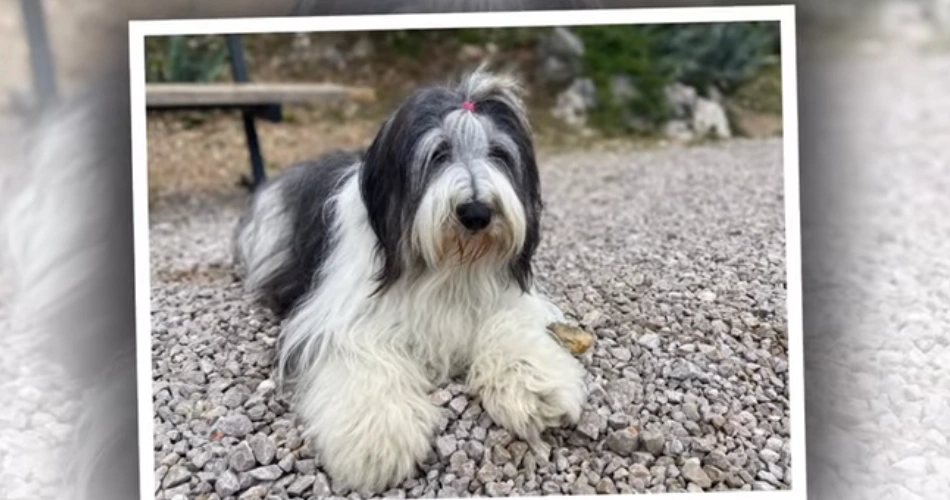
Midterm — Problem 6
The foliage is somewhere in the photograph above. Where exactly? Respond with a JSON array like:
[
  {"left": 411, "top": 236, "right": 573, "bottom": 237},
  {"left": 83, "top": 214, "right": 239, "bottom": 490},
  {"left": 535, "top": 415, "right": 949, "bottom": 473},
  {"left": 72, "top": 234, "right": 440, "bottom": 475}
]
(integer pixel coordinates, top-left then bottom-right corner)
[
  {"left": 146, "top": 36, "right": 230, "bottom": 83},
  {"left": 573, "top": 22, "right": 780, "bottom": 134},
  {"left": 572, "top": 25, "right": 672, "bottom": 134},
  {"left": 646, "top": 22, "right": 780, "bottom": 94}
]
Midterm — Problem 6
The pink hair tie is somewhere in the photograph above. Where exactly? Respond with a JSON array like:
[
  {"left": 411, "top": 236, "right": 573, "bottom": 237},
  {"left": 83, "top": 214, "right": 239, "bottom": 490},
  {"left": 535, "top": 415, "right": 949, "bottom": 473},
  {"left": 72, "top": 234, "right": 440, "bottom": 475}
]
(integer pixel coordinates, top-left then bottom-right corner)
[{"left": 462, "top": 100, "right": 476, "bottom": 112}]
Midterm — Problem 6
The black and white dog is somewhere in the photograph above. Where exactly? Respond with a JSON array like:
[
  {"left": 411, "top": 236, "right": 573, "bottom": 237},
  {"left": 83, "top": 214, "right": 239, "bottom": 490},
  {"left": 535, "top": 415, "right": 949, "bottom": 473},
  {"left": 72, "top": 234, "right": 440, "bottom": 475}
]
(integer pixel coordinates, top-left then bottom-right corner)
[{"left": 234, "top": 69, "right": 588, "bottom": 493}]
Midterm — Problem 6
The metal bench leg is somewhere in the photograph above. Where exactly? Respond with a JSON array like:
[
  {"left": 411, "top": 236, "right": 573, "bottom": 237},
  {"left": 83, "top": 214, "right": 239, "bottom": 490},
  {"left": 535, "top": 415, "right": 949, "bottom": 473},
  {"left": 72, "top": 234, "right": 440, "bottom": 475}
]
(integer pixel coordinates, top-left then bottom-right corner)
[
  {"left": 226, "top": 34, "right": 267, "bottom": 190},
  {"left": 241, "top": 111, "right": 266, "bottom": 190},
  {"left": 20, "top": 0, "right": 58, "bottom": 108}
]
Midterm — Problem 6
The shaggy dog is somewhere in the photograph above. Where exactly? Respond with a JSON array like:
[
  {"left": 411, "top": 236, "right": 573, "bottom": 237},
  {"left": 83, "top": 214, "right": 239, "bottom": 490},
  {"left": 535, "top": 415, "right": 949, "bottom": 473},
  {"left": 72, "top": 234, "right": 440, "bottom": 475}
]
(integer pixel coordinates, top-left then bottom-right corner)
[{"left": 234, "top": 70, "right": 588, "bottom": 492}]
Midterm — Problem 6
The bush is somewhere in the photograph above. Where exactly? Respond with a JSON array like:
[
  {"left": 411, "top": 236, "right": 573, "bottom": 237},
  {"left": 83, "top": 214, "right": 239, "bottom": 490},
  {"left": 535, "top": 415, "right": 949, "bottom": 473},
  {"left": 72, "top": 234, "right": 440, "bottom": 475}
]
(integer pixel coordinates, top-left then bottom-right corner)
[
  {"left": 146, "top": 36, "right": 230, "bottom": 83},
  {"left": 573, "top": 22, "right": 780, "bottom": 134}
]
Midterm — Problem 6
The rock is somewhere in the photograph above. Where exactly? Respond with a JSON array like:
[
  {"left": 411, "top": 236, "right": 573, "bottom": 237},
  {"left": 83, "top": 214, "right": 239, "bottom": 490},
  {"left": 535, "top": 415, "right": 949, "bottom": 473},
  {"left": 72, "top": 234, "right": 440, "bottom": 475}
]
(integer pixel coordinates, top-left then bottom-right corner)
[
  {"left": 485, "top": 481, "right": 513, "bottom": 497},
  {"left": 692, "top": 97, "right": 732, "bottom": 139},
  {"left": 570, "top": 478, "right": 596, "bottom": 495},
  {"left": 699, "top": 290, "right": 717, "bottom": 302},
  {"left": 312, "top": 473, "right": 332, "bottom": 496},
  {"left": 448, "top": 396, "right": 468, "bottom": 415},
  {"left": 682, "top": 403, "right": 701, "bottom": 421},
  {"left": 436, "top": 435, "right": 458, "bottom": 459},
  {"left": 248, "top": 434, "right": 277, "bottom": 465},
  {"left": 760, "top": 448, "right": 781, "bottom": 464},
  {"left": 278, "top": 453, "right": 295, "bottom": 472},
  {"left": 663, "top": 120, "right": 695, "bottom": 142},
  {"left": 638, "top": 333, "right": 661, "bottom": 350},
  {"left": 682, "top": 458, "right": 712, "bottom": 488},
  {"left": 221, "top": 385, "right": 251, "bottom": 408},
  {"left": 215, "top": 471, "right": 240, "bottom": 497},
  {"left": 577, "top": 410, "right": 607, "bottom": 440},
  {"left": 162, "top": 465, "right": 192, "bottom": 489},
  {"left": 214, "top": 414, "right": 253, "bottom": 438},
  {"left": 430, "top": 389, "right": 453, "bottom": 406},
  {"left": 607, "top": 413, "right": 630, "bottom": 430},
  {"left": 610, "top": 74, "right": 640, "bottom": 103},
  {"left": 478, "top": 462, "right": 501, "bottom": 484},
  {"left": 229, "top": 441, "right": 257, "bottom": 472},
  {"left": 640, "top": 429, "right": 665, "bottom": 456},
  {"left": 249, "top": 465, "right": 284, "bottom": 481},
  {"left": 595, "top": 477, "right": 617, "bottom": 494},
  {"left": 665, "top": 82, "right": 698, "bottom": 118},
  {"left": 287, "top": 475, "right": 316, "bottom": 496},
  {"left": 606, "top": 428, "right": 639, "bottom": 456},
  {"left": 537, "top": 27, "right": 585, "bottom": 86},
  {"left": 551, "top": 78, "right": 597, "bottom": 128},
  {"left": 350, "top": 36, "right": 374, "bottom": 60}
]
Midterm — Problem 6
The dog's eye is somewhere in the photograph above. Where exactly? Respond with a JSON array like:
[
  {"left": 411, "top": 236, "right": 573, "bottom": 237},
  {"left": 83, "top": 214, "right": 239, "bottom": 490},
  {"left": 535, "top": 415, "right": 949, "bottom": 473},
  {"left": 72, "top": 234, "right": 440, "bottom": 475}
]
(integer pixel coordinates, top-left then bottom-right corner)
[
  {"left": 489, "top": 146, "right": 512, "bottom": 166},
  {"left": 431, "top": 143, "right": 451, "bottom": 165}
]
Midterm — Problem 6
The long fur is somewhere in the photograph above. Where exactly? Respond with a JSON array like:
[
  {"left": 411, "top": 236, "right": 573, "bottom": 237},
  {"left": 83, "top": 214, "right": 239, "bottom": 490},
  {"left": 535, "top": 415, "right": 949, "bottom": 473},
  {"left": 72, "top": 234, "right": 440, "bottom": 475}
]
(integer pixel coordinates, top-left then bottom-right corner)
[{"left": 234, "top": 70, "right": 587, "bottom": 493}]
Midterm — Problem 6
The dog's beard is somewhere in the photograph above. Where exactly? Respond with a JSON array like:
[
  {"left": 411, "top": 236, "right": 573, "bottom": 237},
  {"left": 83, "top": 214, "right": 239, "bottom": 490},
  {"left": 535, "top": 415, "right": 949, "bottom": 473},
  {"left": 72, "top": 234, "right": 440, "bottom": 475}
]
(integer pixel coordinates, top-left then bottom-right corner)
[{"left": 411, "top": 167, "right": 528, "bottom": 272}]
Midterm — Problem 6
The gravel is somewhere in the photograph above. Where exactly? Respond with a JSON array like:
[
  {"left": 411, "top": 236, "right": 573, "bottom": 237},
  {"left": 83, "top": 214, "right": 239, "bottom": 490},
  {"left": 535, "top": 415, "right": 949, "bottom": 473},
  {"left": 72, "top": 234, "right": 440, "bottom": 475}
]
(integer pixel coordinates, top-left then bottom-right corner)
[{"left": 149, "top": 138, "right": 789, "bottom": 498}]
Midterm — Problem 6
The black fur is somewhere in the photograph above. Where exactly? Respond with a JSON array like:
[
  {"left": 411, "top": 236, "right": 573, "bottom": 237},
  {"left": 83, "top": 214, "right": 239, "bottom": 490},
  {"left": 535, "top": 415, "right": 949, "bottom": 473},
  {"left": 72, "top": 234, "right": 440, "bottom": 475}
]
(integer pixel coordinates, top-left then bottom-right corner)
[{"left": 251, "top": 149, "right": 362, "bottom": 316}]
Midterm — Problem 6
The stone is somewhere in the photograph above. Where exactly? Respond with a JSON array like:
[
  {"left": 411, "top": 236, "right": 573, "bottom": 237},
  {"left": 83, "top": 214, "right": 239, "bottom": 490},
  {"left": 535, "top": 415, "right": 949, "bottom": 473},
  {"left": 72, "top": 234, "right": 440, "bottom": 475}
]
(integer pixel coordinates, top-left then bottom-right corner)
[
  {"left": 663, "top": 120, "right": 695, "bottom": 142},
  {"left": 249, "top": 465, "right": 284, "bottom": 481},
  {"left": 640, "top": 429, "right": 665, "bottom": 456},
  {"left": 606, "top": 428, "right": 639, "bottom": 456},
  {"left": 287, "top": 475, "right": 316, "bottom": 496},
  {"left": 162, "top": 465, "right": 192, "bottom": 489},
  {"left": 214, "top": 414, "right": 253, "bottom": 438},
  {"left": 436, "top": 435, "right": 458, "bottom": 459},
  {"left": 229, "top": 441, "right": 257, "bottom": 472},
  {"left": 682, "top": 458, "right": 712, "bottom": 488},
  {"left": 692, "top": 97, "right": 732, "bottom": 139},
  {"left": 215, "top": 471, "right": 240, "bottom": 497},
  {"left": 577, "top": 411, "right": 607, "bottom": 440}
]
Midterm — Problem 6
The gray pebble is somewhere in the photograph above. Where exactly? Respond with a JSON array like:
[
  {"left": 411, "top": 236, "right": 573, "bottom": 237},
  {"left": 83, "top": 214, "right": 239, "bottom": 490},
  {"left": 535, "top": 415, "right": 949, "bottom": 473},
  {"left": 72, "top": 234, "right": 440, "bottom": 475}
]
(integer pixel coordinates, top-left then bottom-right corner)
[
  {"left": 436, "top": 435, "right": 458, "bottom": 459},
  {"left": 606, "top": 428, "right": 639, "bottom": 456},
  {"left": 249, "top": 465, "right": 284, "bottom": 481},
  {"left": 215, "top": 471, "right": 241, "bottom": 497},
  {"left": 287, "top": 475, "right": 316, "bottom": 496},
  {"left": 162, "top": 465, "right": 192, "bottom": 489},
  {"left": 682, "top": 458, "right": 712, "bottom": 489},
  {"left": 214, "top": 414, "right": 253, "bottom": 438},
  {"left": 229, "top": 441, "right": 257, "bottom": 472},
  {"left": 249, "top": 434, "right": 277, "bottom": 465}
]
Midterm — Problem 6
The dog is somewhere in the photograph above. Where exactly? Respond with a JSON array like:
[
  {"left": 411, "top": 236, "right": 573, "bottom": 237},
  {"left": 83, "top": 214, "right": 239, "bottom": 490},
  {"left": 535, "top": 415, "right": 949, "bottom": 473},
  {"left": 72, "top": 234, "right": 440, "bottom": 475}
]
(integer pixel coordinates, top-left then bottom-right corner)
[{"left": 233, "top": 69, "right": 588, "bottom": 493}]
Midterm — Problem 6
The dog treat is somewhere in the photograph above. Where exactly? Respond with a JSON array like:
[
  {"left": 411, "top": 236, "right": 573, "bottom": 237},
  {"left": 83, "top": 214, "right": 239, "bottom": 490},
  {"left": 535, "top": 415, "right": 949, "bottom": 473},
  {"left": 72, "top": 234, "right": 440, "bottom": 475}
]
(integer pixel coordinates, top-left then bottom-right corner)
[{"left": 547, "top": 322, "right": 595, "bottom": 355}]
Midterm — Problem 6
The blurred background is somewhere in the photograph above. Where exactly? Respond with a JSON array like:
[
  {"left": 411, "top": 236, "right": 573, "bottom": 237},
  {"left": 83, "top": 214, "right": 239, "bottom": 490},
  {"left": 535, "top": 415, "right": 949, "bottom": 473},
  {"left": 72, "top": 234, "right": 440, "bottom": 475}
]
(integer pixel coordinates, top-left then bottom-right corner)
[{"left": 144, "top": 23, "right": 782, "bottom": 198}]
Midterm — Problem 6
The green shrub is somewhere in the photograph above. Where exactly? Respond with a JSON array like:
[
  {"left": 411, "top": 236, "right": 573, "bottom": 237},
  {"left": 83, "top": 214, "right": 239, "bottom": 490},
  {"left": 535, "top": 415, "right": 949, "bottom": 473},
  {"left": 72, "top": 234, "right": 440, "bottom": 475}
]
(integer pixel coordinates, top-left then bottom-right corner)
[
  {"left": 647, "top": 22, "right": 780, "bottom": 94},
  {"left": 573, "top": 22, "right": 780, "bottom": 134},
  {"left": 146, "top": 36, "right": 230, "bottom": 83}
]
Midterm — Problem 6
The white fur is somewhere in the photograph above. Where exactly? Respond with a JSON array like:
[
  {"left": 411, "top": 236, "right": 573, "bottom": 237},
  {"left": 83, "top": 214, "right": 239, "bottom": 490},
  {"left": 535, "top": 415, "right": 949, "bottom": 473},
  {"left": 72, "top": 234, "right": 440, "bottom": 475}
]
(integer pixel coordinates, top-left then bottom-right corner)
[
  {"left": 235, "top": 179, "right": 293, "bottom": 295},
  {"left": 270, "top": 173, "right": 586, "bottom": 493}
]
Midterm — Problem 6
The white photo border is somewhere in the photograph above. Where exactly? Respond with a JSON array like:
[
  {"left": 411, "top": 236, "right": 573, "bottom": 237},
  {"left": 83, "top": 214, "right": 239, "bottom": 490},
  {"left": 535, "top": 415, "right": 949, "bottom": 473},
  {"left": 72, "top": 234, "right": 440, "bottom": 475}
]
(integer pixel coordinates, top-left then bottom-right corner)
[{"left": 129, "top": 5, "right": 803, "bottom": 500}]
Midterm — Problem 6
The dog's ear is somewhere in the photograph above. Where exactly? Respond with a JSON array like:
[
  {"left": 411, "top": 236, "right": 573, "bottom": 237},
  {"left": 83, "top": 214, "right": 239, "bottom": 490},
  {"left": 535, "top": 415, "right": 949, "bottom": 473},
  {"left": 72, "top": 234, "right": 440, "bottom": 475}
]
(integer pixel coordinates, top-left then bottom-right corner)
[
  {"left": 360, "top": 115, "right": 411, "bottom": 294},
  {"left": 473, "top": 88, "right": 543, "bottom": 294},
  {"left": 509, "top": 125, "right": 542, "bottom": 294}
]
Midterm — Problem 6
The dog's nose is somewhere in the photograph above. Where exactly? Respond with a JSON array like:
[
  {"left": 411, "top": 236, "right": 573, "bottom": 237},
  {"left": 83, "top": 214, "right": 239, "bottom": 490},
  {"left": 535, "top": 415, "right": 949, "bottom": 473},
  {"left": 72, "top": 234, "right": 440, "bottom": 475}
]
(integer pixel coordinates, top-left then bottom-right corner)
[{"left": 456, "top": 201, "right": 493, "bottom": 231}]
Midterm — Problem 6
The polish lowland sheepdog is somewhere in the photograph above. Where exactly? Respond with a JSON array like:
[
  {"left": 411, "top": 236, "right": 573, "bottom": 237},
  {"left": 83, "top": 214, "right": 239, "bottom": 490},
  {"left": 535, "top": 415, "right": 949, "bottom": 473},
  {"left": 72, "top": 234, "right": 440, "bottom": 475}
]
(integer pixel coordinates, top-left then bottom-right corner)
[{"left": 234, "top": 70, "right": 588, "bottom": 493}]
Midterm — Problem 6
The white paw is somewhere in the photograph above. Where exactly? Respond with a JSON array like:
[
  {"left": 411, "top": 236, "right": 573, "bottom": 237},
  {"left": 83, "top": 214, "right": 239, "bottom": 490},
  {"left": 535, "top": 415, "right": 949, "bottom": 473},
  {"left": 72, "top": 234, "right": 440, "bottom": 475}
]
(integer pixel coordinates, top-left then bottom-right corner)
[
  {"left": 314, "top": 401, "right": 439, "bottom": 494},
  {"left": 475, "top": 352, "right": 587, "bottom": 450}
]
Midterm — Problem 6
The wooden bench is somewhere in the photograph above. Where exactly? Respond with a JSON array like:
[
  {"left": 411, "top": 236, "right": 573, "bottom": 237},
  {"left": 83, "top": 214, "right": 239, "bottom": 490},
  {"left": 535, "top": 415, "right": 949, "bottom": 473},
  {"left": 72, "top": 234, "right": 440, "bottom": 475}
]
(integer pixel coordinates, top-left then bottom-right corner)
[{"left": 146, "top": 35, "right": 376, "bottom": 190}]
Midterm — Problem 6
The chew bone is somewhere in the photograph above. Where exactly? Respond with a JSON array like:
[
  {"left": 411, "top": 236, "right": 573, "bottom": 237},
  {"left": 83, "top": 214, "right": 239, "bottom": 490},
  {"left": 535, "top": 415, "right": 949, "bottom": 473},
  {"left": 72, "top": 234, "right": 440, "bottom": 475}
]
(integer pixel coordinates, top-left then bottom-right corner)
[{"left": 546, "top": 322, "right": 595, "bottom": 355}]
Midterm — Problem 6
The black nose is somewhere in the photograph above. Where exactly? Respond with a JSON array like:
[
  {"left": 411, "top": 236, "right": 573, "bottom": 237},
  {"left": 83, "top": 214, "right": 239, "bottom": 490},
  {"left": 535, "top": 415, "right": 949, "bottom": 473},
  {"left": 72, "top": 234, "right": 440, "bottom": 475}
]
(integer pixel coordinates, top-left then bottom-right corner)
[{"left": 456, "top": 201, "right": 493, "bottom": 231}]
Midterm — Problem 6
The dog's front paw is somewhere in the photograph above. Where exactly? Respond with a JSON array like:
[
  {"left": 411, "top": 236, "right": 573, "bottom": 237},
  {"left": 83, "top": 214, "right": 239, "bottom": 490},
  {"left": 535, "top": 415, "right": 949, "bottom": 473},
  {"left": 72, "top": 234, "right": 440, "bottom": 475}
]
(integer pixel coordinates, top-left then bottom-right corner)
[
  {"left": 315, "top": 401, "right": 439, "bottom": 495},
  {"left": 475, "top": 352, "right": 587, "bottom": 451}
]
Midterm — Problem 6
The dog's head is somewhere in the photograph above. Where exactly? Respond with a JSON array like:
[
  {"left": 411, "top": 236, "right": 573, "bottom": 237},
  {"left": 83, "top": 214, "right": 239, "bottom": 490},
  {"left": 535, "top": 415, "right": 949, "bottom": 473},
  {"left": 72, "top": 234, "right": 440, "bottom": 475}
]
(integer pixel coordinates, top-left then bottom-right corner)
[{"left": 359, "top": 69, "right": 542, "bottom": 294}]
